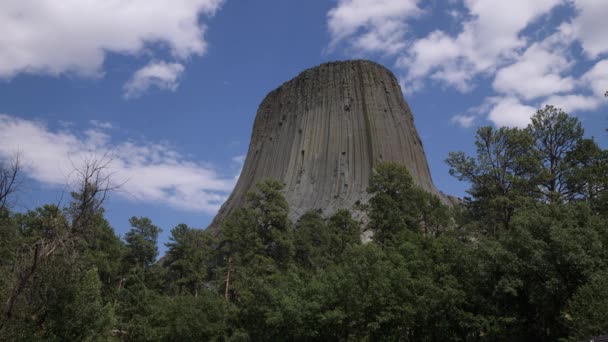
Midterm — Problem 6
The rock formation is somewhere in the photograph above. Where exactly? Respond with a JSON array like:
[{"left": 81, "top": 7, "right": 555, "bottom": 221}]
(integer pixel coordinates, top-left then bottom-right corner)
[{"left": 209, "top": 60, "right": 448, "bottom": 230}]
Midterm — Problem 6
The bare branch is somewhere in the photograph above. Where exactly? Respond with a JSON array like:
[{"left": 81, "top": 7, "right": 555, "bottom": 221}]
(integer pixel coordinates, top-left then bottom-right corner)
[
  {"left": 0, "top": 152, "right": 23, "bottom": 211},
  {"left": 4, "top": 153, "right": 120, "bottom": 320},
  {"left": 68, "top": 152, "right": 120, "bottom": 232}
]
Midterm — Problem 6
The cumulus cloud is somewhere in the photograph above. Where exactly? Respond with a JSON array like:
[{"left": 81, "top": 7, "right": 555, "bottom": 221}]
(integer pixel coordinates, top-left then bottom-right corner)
[
  {"left": 487, "top": 97, "right": 538, "bottom": 128},
  {"left": 542, "top": 94, "right": 602, "bottom": 113},
  {"left": 327, "top": 0, "right": 421, "bottom": 55},
  {"left": 581, "top": 59, "right": 608, "bottom": 97},
  {"left": 571, "top": 0, "right": 608, "bottom": 58},
  {"left": 328, "top": 0, "right": 608, "bottom": 127},
  {"left": 396, "top": 0, "right": 564, "bottom": 90},
  {"left": 492, "top": 34, "right": 575, "bottom": 100},
  {"left": 0, "top": 0, "right": 223, "bottom": 78},
  {"left": 123, "top": 61, "right": 185, "bottom": 99},
  {"left": 0, "top": 113, "right": 237, "bottom": 214},
  {"left": 487, "top": 58, "right": 608, "bottom": 126}
]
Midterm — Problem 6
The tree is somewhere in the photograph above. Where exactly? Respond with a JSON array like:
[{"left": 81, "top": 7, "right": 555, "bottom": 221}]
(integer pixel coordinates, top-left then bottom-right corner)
[
  {"left": 367, "top": 162, "right": 419, "bottom": 245},
  {"left": 325, "top": 209, "right": 361, "bottom": 260},
  {"left": 294, "top": 209, "right": 361, "bottom": 270},
  {"left": 246, "top": 179, "right": 294, "bottom": 265},
  {"left": 294, "top": 210, "right": 329, "bottom": 270},
  {"left": 368, "top": 162, "right": 450, "bottom": 244},
  {"left": 462, "top": 202, "right": 607, "bottom": 341},
  {"left": 3, "top": 156, "right": 115, "bottom": 320},
  {"left": 529, "top": 105, "right": 585, "bottom": 203},
  {"left": 221, "top": 179, "right": 294, "bottom": 270},
  {"left": 164, "top": 224, "right": 216, "bottom": 298},
  {"left": 447, "top": 126, "right": 538, "bottom": 233},
  {"left": 219, "top": 179, "right": 294, "bottom": 302},
  {"left": 0, "top": 153, "right": 22, "bottom": 212},
  {"left": 565, "top": 271, "right": 608, "bottom": 340},
  {"left": 124, "top": 216, "right": 161, "bottom": 270},
  {"left": 41, "top": 268, "right": 116, "bottom": 341},
  {"left": 78, "top": 215, "right": 125, "bottom": 301},
  {"left": 563, "top": 138, "right": 608, "bottom": 212}
]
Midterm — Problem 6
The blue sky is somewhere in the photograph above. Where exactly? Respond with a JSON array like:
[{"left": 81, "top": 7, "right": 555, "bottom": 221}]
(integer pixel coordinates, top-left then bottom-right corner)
[{"left": 1, "top": 0, "right": 607, "bottom": 250}]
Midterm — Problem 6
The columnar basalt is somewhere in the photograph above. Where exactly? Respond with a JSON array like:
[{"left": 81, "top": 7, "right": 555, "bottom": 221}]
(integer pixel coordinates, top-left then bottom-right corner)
[{"left": 209, "top": 60, "right": 448, "bottom": 230}]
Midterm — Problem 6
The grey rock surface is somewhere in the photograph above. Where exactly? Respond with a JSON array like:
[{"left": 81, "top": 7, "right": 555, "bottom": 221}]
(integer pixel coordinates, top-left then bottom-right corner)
[{"left": 209, "top": 60, "right": 448, "bottom": 231}]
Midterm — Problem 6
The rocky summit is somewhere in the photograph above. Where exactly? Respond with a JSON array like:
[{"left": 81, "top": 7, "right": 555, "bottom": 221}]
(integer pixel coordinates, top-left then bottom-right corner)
[{"left": 209, "top": 60, "right": 448, "bottom": 230}]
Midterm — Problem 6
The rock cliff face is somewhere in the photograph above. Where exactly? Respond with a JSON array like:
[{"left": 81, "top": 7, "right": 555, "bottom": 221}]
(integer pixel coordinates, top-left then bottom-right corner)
[{"left": 209, "top": 60, "right": 447, "bottom": 230}]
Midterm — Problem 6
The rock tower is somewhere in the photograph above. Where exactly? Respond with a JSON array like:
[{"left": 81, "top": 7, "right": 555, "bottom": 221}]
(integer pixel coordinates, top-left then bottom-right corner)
[{"left": 209, "top": 60, "right": 447, "bottom": 230}]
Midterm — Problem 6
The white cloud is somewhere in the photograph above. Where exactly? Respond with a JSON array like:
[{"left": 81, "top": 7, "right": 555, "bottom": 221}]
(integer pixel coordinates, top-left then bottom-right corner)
[
  {"left": 89, "top": 120, "right": 113, "bottom": 130},
  {"left": 487, "top": 97, "right": 537, "bottom": 128},
  {"left": 542, "top": 94, "right": 601, "bottom": 113},
  {"left": 581, "top": 59, "right": 608, "bottom": 97},
  {"left": 536, "top": 58, "right": 608, "bottom": 114},
  {"left": 232, "top": 155, "right": 246, "bottom": 164},
  {"left": 231, "top": 155, "right": 246, "bottom": 182},
  {"left": 327, "top": 0, "right": 421, "bottom": 55},
  {"left": 0, "top": 0, "right": 223, "bottom": 78},
  {"left": 327, "top": 0, "right": 608, "bottom": 127},
  {"left": 534, "top": 58, "right": 608, "bottom": 113},
  {"left": 123, "top": 61, "right": 185, "bottom": 99},
  {"left": 0, "top": 113, "right": 236, "bottom": 214},
  {"left": 475, "top": 58, "right": 608, "bottom": 126},
  {"left": 451, "top": 114, "right": 476, "bottom": 128},
  {"left": 571, "top": 0, "right": 608, "bottom": 58},
  {"left": 398, "top": 0, "right": 564, "bottom": 90},
  {"left": 492, "top": 31, "right": 576, "bottom": 100}
]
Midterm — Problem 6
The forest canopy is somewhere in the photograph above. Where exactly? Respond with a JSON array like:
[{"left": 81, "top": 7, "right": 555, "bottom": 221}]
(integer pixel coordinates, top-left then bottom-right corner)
[{"left": 1, "top": 105, "right": 607, "bottom": 341}]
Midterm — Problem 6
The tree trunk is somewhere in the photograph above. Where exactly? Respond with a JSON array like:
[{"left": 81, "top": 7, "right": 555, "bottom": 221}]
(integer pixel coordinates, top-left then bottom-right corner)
[
  {"left": 114, "top": 277, "right": 125, "bottom": 306},
  {"left": 224, "top": 256, "right": 232, "bottom": 302},
  {"left": 4, "top": 243, "right": 41, "bottom": 319}
]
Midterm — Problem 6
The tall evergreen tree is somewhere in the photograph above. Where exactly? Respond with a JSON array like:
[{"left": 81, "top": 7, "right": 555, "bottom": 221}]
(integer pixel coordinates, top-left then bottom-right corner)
[
  {"left": 124, "top": 216, "right": 161, "bottom": 269},
  {"left": 447, "top": 126, "right": 538, "bottom": 233},
  {"left": 164, "top": 224, "right": 216, "bottom": 298},
  {"left": 529, "top": 105, "right": 585, "bottom": 203}
]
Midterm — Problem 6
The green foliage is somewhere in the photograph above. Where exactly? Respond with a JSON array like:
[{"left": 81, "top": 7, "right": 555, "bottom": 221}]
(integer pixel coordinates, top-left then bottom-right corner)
[
  {"left": 564, "top": 138, "right": 608, "bottom": 213},
  {"left": 462, "top": 202, "right": 606, "bottom": 340},
  {"left": 325, "top": 209, "right": 361, "bottom": 260},
  {"left": 159, "top": 293, "right": 227, "bottom": 341},
  {"left": 368, "top": 162, "right": 451, "bottom": 244},
  {"left": 1, "top": 106, "right": 607, "bottom": 341},
  {"left": 294, "top": 210, "right": 330, "bottom": 270},
  {"left": 565, "top": 271, "right": 608, "bottom": 339},
  {"left": 447, "top": 126, "right": 538, "bottom": 233},
  {"left": 42, "top": 267, "right": 116, "bottom": 341},
  {"left": 219, "top": 179, "right": 294, "bottom": 276},
  {"left": 124, "top": 216, "right": 161, "bottom": 269},
  {"left": 164, "top": 224, "right": 217, "bottom": 296},
  {"left": 79, "top": 215, "right": 125, "bottom": 301},
  {"left": 294, "top": 209, "right": 360, "bottom": 270},
  {"left": 530, "top": 105, "right": 585, "bottom": 203}
]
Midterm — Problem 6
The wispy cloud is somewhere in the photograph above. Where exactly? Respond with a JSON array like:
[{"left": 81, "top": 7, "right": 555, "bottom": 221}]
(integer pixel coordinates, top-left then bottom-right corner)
[
  {"left": 0, "top": 113, "right": 237, "bottom": 214},
  {"left": 123, "top": 61, "right": 185, "bottom": 99},
  {"left": 89, "top": 120, "right": 113, "bottom": 130},
  {"left": 450, "top": 114, "right": 476, "bottom": 128}
]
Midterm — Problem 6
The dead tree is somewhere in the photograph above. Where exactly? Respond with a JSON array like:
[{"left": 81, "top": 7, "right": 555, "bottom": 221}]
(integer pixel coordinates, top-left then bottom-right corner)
[
  {"left": 4, "top": 154, "right": 117, "bottom": 320},
  {"left": 0, "top": 153, "right": 22, "bottom": 211}
]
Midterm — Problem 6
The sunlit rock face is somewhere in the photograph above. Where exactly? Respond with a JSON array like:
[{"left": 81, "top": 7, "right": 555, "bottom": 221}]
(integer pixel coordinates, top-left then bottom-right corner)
[{"left": 209, "top": 60, "right": 448, "bottom": 231}]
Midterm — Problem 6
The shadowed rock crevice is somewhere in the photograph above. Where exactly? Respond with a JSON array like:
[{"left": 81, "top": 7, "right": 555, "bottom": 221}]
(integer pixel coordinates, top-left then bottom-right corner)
[{"left": 209, "top": 60, "right": 449, "bottom": 231}]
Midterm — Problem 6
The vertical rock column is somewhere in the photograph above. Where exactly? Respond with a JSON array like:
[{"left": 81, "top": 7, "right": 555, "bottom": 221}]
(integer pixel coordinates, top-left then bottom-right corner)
[{"left": 209, "top": 60, "right": 446, "bottom": 231}]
